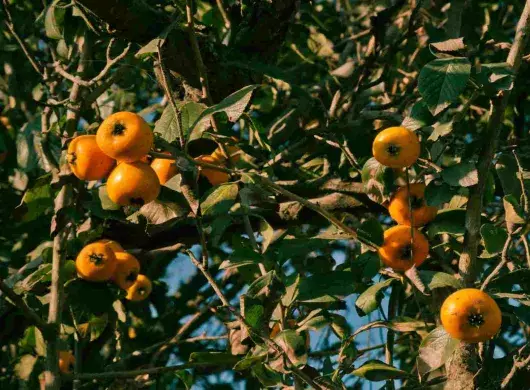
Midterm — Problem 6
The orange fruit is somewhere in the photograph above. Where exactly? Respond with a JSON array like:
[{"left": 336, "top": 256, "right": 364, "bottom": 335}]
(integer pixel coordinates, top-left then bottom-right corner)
[
  {"left": 151, "top": 152, "right": 178, "bottom": 184},
  {"left": 372, "top": 126, "right": 420, "bottom": 168},
  {"left": 67, "top": 135, "right": 115, "bottom": 180},
  {"left": 378, "top": 225, "right": 429, "bottom": 271},
  {"left": 94, "top": 239, "right": 124, "bottom": 254},
  {"left": 75, "top": 242, "right": 117, "bottom": 282},
  {"left": 194, "top": 155, "right": 230, "bottom": 185},
  {"left": 441, "top": 289, "right": 502, "bottom": 343},
  {"left": 113, "top": 252, "right": 140, "bottom": 290},
  {"left": 106, "top": 162, "right": 160, "bottom": 206},
  {"left": 126, "top": 274, "right": 152, "bottom": 301},
  {"left": 96, "top": 112, "right": 153, "bottom": 162},
  {"left": 388, "top": 183, "right": 437, "bottom": 226},
  {"left": 58, "top": 351, "right": 75, "bottom": 374}
]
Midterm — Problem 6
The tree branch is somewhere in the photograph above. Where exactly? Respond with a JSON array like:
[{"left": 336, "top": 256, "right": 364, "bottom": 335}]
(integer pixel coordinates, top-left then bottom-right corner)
[{"left": 0, "top": 279, "right": 48, "bottom": 331}]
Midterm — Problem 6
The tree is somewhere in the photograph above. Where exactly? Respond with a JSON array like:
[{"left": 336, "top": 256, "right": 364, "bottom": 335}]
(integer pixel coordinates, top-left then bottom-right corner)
[{"left": 1, "top": 0, "right": 530, "bottom": 389}]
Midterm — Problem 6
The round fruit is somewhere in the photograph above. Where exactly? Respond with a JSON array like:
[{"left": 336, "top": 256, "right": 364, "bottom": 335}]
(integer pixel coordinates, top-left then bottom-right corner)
[
  {"left": 195, "top": 155, "right": 230, "bottom": 185},
  {"left": 75, "top": 242, "right": 117, "bottom": 282},
  {"left": 58, "top": 351, "right": 75, "bottom": 374},
  {"left": 94, "top": 239, "right": 124, "bottom": 254},
  {"left": 372, "top": 126, "right": 420, "bottom": 168},
  {"left": 113, "top": 252, "right": 141, "bottom": 290},
  {"left": 440, "top": 289, "right": 502, "bottom": 343},
  {"left": 388, "top": 183, "right": 437, "bottom": 227},
  {"left": 96, "top": 112, "right": 153, "bottom": 162},
  {"left": 126, "top": 274, "right": 152, "bottom": 301},
  {"left": 106, "top": 162, "right": 161, "bottom": 206},
  {"left": 67, "top": 135, "right": 115, "bottom": 181},
  {"left": 151, "top": 153, "right": 178, "bottom": 184},
  {"left": 378, "top": 225, "right": 429, "bottom": 271}
]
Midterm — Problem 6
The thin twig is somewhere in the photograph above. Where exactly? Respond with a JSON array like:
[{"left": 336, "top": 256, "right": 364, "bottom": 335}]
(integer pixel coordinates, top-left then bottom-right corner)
[
  {"left": 2, "top": 0, "right": 44, "bottom": 77},
  {"left": 186, "top": 0, "right": 213, "bottom": 104},
  {"left": 186, "top": 250, "right": 325, "bottom": 389},
  {"left": 215, "top": 0, "right": 230, "bottom": 28},
  {"left": 70, "top": 361, "right": 234, "bottom": 380},
  {"left": 522, "top": 235, "right": 530, "bottom": 269},
  {"left": 0, "top": 279, "right": 48, "bottom": 331},
  {"left": 512, "top": 150, "right": 529, "bottom": 213},
  {"left": 480, "top": 237, "right": 512, "bottom": 291},
  {"left": 157, "top": 41, "right": 185, "bottom": 149},
  {"left": 501, "top": 345, "right": 530, "bottom": 388}
]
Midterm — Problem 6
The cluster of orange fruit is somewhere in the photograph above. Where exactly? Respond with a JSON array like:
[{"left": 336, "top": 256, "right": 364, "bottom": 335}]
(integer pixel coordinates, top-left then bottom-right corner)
[
  {"left": 75, "top": 239, "right": 152, "bottom": 302},
  {"left": 372, "top": 126, "right": 501, "bottom": 343},
  {"left": 68, "top": 112, "right": 241, "bottom": 207}
]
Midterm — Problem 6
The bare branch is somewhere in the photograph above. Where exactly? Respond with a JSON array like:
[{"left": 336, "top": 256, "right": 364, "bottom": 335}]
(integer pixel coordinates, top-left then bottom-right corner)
[{"left": 480, "top": 237, "right": 512, "bottom": 291}]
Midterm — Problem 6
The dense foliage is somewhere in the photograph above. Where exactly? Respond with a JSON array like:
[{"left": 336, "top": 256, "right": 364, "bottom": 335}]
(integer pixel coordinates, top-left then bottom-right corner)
[{"left": 1, "top": 0, "right": 530, "bottom": 389}]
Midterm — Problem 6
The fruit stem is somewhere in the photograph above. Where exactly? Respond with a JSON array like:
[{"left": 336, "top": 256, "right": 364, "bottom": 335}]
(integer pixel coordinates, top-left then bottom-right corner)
[{"left": 112, "top": 123, "right": 126, "bottom": 136}]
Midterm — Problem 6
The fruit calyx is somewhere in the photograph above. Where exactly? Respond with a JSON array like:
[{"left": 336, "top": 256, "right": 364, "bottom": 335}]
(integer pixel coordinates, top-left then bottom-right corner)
[
  {"left": 112, "top": 122, "right": 126, "bottom": 136},
  {"left": 468, "top": 312, "right": 485, "bottom": 327},
  {"left": 386, "top": 144, "right": 400, "bottom": 156},
  {"left": 89, "top": 253, "right": 106, "bottom": 266}
]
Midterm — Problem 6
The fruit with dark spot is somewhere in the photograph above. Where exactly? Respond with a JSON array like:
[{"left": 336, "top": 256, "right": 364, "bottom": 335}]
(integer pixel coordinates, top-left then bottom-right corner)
[
  {"left": 106, "top": 161, "right": 160, "bottom": 206},
  {"left": 378, "top": 225, "right": 429, "bottom": 271},
  {"left": 372, "top": 126, "right": 420, "bottom": 168},
  {"left": 113, "top": 251, "right": 140, "bottom": 290},
  {"left": 96, "top": 112, "right": 153, "bottom": 162},
  {"left": 126, "top": 274, "right": 152, "bottom": 301},
  {"left": 388, "top": 183, "right": 437, "bottom": 226},
  {"left": 440, "top": 289, "right": 502, "bottom": 343},
  {"left": 76, "top": 242, "right": 117, "bottom": 282}
]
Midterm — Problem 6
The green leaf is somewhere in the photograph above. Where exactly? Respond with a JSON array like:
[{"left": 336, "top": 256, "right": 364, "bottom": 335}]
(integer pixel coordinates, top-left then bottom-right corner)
[
  {"left": 19, "top": 178, "right": 53, "bottom": 222},
  {"left": 298, "top": 271, "right": 357, "bottom": 302},
  {"left": 428, "top": 208, "right": 466, "bottom": 236},
  {"left": 181, "top": 102, "right": 209, "bottom": 140},
  {"left": 357, "top": 218, "right": 384, "bottom": 247},
  {"left": 200, "top": 183, "right": 239, "bottom": 216},
  {"left": 189, "top": 85, "right": 259, "bottom": 140},
  {"left": 351, "top": 360, "right": 408, "bottom": 381},
  {"left": 241, "top": 295, "right": 265, "bottom": 330},
  {"left": 495, "top": 153, "right": 521, "bottom": 199},
  {"left": 233, "top": 354, "right": 267, "bottom": 371},
  {"left": 137, "top": 200, "right": 187, "bottom": 225},
  {"left": 251, "top": 363, "right": 282, "bottom": 387},
  {"left": 45, "top": 3, "right": 66, "bottom": 40},
  {"left": 351, "top": 252, "right": 381, "bottom": 283},
  {"left": 428, "top": 121, "right": 453, "bottom": 141},
  {"left": 418, "top": 57, "right": 471, "bottom": 115},
  {"left": 425, "top": 181, "right": 454, "bottom": 207},
  {"left": 480, "top": 224, "right": 508, "bottom": 254},
  {"left": 20, "top": 326, "right": 46, "bottom": 357},
  {"left": 442, "top": 162, "right": 478, "bottom": 187},
  {"left": 419, "top": 271, "right": 462, "bottom": 290},
  {"left": 401, "top": 100, "right": 434, "bottom": 131},
  {"left": 361, "top": 157, "right": 396, "bottom": 204},
  {"left": 355, "top": 279, "right": 395, "bottom": 316},
  {"left": 78, "top": 313, "right": 109, "bottom": 341},
  {"left": 220, "top": 245, "right": 264, "bottom": 270},
  {"left": 273, "top": 329, "right": 308, "bottom": 367},
  {"left": 14, "top": 354, "right": 37, "bottom": 381},
  {"left": 154, "top": 105, "right": 181, "bottom": 144},
  {"left": 247, "top": 271, "right": 275, "bottom": 297},
  {"left": 98, "top": 186, "right": 120, "bottom": 211},
  {"left": 15, "top": 263, "right": 52, "bottom": 293},
  {"left": 135, "top": 38, "right": 163, "bottom": 58},
  {"left": 210, "top": 215, "right": 233, "bottom": 246},
  {"left": 503, "top": 195, "right": 525, "bottom": 225},
  {"left": 429, "top": 38, "right": 466, "bottom": 53},
  {"left": 477, "top": 63, "right": 514, "bottom": 92},
  {"left": 257, "top": 217, "right": 274, "bottom": 253},
  {"left": 417, "top": 326, "right": 459, "bottom": 376}
]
